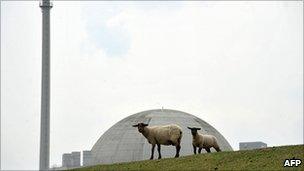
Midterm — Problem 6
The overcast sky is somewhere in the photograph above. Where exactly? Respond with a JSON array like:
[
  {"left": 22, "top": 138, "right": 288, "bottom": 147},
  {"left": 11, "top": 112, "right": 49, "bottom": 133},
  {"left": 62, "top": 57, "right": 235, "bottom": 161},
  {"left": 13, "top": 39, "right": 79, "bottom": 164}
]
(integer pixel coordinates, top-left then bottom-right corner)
[{"left": 1, "top": 1, "right": 303, "bottom": 170}]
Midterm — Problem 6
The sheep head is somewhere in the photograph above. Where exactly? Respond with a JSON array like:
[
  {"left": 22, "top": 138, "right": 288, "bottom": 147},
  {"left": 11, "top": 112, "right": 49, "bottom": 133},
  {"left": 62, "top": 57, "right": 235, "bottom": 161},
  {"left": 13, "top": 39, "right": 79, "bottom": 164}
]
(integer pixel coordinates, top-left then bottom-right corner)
[
  {"left": 187, "top": 127, "right": 201, "bottom": 136},
  {"left": 132, "top": 123, "right": 149, "bottom": 133}
]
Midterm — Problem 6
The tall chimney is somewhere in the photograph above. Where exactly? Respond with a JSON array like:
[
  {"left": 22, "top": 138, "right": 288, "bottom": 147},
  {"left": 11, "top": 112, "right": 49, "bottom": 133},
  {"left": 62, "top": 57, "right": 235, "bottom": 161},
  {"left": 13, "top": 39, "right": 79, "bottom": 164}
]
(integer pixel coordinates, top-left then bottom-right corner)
[{"left": 39, "top": 0, "right": 52, "bottom": 170}]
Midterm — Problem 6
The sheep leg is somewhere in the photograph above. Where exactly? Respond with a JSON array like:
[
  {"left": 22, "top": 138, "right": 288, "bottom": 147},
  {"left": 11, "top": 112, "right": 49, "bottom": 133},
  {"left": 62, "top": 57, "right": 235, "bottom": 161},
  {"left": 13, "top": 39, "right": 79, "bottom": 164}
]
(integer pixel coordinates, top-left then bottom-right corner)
[
  {"left": 157, "top": 144, "right": 162, "bottom": 159},
  {"left": 215, "top": 147, "right": 221, "bottom": 152},
  {"left": 198, "top": 147, "right": 202, "bottom": 154},
  {"left": 193, "top": 145, "right": 197, "bottom": 154},
  {"left": 175, "top": 144, "right": 181, "bottom": 158},
  {"left": 205, "top": 148, "right": 211, "bottom": 153},
  {"left": 150, "top": 144, "right": 155, "bottom": 160}
]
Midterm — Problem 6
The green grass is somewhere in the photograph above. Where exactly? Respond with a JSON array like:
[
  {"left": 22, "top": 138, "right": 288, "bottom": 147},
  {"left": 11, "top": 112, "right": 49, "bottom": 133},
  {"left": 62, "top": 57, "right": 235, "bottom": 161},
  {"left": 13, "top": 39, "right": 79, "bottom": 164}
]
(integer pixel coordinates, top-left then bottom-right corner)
[{"left": 72, "top": 145, "right": 304, "bottom": 170}]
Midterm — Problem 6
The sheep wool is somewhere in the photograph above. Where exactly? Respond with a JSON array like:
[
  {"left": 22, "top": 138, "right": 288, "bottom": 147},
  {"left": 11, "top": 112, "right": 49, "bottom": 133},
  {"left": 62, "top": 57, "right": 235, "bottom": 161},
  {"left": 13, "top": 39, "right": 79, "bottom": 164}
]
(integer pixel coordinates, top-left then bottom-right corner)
[
  {"left": 133, "top": 123, "right": 182, "bottom": 160},
  {"left": 187, "top": 127, "right": 221, "bottom": 154},
  {"left": 144, "top": 124, "right": 182, "bottom": 146},
  {"left": 193, "top": 134, "right": 220, "bottom": 150}
]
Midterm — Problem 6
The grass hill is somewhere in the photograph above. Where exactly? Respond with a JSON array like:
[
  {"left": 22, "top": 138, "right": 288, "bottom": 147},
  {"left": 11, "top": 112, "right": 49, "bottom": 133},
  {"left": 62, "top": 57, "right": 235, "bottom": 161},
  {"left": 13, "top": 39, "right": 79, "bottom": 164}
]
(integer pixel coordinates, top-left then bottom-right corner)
[{"left": 72, "top": 144, "right": 303, "bottom": 170}]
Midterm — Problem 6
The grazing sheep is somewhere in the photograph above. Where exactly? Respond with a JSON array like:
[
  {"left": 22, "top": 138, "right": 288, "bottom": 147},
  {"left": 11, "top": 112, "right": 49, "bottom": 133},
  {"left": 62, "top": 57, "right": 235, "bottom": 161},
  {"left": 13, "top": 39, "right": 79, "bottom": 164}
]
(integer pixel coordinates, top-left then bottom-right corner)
[
  {"left": 187, "top": 127, "right": 221, "bottom": 154},
  {"left": 133, "top": 123, "right": 183, "bottom": 160}
]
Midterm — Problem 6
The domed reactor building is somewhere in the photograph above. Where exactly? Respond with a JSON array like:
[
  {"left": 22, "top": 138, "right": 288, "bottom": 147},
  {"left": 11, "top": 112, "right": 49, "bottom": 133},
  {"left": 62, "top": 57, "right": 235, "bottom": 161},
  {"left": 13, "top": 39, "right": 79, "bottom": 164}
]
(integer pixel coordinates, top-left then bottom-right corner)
[{"left": 90, "top": 109, "right": 233, "bottom": 165}]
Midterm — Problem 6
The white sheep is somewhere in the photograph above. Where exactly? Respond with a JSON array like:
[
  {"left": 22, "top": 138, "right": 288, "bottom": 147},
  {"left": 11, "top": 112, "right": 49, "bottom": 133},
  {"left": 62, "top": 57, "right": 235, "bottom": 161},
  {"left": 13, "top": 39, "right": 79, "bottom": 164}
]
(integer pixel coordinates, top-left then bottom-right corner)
[
  {"left": 187, "top": 127, "right": 221, "bottom": 154},
  {"left": 133, "top": 123, "right": 183, "bottom": 160}
]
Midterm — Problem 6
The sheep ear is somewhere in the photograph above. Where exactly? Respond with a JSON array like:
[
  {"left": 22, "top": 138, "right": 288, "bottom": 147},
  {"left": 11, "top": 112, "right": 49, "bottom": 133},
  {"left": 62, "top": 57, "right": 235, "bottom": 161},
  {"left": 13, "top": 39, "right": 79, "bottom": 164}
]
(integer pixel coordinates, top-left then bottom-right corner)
[
  {"left": 196, "top": 128, "right": 201, "bottom": 130},
  {"left": 132, "top": 124, "right": 139, "bottom": 127},
  {"left": 187, "top": 127, "right": 192, "bottom": 130},
  {"left": 143, "top": 123, "right": 149, "bottom": 127}
]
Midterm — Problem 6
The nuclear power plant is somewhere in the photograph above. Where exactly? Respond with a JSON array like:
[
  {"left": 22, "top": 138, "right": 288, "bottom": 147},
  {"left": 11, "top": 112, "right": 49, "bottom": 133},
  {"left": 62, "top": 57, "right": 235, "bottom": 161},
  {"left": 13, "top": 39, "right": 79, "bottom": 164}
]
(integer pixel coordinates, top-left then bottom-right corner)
[
  {"left": 90, "top": 109, "right": 233, "bottom": 165},
  {"left": 54, "top": 109, "right": 233, "bottom": 169}
]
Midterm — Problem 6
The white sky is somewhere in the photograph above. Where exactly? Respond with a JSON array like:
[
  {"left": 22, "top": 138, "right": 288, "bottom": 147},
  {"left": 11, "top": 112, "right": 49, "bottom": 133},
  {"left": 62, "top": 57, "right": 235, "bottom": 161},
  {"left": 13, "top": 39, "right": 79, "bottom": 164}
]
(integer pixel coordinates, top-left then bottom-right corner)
[{"left": 1, "top": 1, "right": 303, "bottom": 170}]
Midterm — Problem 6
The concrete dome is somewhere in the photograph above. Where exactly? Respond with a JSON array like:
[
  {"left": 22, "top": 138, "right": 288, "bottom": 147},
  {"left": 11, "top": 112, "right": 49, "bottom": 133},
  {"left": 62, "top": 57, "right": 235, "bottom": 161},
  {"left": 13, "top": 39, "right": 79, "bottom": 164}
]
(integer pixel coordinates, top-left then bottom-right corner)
[{"left": 90, "top": 109, "right": 233, "bottom": 165}]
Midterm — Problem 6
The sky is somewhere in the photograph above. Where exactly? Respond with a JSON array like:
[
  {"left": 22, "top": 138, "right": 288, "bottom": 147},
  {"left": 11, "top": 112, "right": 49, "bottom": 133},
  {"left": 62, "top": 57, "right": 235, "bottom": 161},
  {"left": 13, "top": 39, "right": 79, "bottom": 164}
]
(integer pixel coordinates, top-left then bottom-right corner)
[{"left": 1, "top": 1, "right": 303, "bottom": 170}]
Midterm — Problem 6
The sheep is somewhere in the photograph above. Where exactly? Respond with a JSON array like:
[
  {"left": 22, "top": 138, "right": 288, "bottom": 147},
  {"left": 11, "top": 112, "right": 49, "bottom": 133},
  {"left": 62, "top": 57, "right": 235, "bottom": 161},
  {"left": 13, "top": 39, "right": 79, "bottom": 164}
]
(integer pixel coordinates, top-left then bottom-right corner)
[
  {"left": 187, "top": 127, "right": 221, "bottom": 154},
  {"left": 132, "top": 123, "right": 183, "bottom": 160}
]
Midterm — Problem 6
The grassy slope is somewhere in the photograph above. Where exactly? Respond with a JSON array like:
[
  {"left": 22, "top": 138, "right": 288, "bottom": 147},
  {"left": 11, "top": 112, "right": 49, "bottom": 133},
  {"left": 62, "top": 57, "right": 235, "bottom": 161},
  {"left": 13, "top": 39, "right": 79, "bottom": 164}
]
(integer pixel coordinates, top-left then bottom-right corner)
[{"left": 73, "top": 145, "right": 304, "bottom": 170}]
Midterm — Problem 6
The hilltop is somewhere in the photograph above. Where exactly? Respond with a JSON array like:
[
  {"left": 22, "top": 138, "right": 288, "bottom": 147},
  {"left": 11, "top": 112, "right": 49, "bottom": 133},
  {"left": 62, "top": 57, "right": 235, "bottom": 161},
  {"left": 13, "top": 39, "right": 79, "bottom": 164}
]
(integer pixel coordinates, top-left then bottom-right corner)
[{"left": 72, "top": 144, "right": 303, "bottom": 170}]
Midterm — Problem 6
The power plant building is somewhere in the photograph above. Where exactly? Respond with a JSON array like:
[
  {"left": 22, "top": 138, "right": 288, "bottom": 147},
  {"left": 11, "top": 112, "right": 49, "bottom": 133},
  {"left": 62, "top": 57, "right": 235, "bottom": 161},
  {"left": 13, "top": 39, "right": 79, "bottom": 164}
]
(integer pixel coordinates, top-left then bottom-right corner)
[
  {"left": 62, "top": 151, "right": 80, "bottom": 168},
  {"left": 71, "top": 152, "right": 81, "bottom": 167},
  {"left": 90, "top": 109, "right": 233, "bottom": 165},
  {"left": 83, "top": 150, "right": 92, "bottom": 166},
  {"left": 62, "top": 153, "right": 72, "bottom": 168},
  {"left": 239, "top": 141, "right": 267, "bottom": 150}
]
